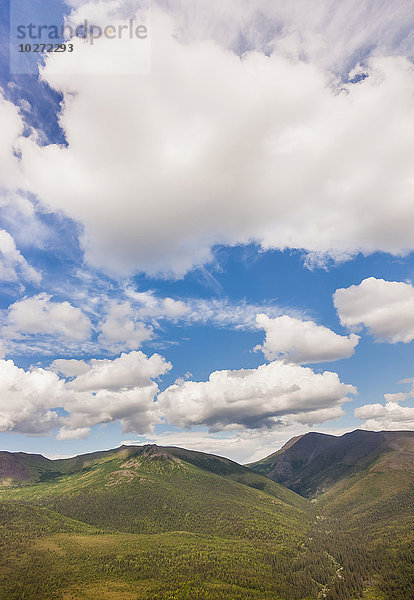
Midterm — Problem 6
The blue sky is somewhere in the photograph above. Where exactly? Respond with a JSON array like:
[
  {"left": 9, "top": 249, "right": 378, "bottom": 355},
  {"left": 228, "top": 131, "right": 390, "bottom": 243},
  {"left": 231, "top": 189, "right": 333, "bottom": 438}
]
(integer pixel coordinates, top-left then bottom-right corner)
[{"left": 0, "top": 0, "right": 414, "bottom": 463}]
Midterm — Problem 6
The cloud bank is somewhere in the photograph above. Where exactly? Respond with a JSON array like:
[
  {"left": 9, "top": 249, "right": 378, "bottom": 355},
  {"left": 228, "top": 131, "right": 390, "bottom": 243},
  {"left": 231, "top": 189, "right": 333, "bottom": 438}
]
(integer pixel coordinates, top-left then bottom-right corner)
[
  {"left": 0, "top": 350, "right": 355, "bottom": 439},
  {"left": 7, "top": 4, "right": 413, "bottom": 277},
  {"left": 0, "top": 351, "right": 171, "bottom": 439},
  {"left": 158, "top": 360, "right": 356, "bottom": 431}
]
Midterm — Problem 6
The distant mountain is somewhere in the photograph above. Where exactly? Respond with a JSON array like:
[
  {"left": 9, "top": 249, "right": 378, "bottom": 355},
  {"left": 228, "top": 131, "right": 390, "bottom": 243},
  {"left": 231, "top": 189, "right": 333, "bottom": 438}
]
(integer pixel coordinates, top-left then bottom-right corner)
[
  {"left": 248, "top": 429, "right": 414, "bottom": 497},
  {"left": 0, "top": 450, "right": 53, "bottom": 484}
]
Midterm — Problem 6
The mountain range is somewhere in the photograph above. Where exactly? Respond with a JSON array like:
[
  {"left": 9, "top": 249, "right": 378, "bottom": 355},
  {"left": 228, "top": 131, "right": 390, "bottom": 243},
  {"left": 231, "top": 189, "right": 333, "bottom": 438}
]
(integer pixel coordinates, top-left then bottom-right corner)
[
  {"left": 0, "top": 429, "right": 413, "bottom": 600},
  {"left": 248, "top": 428, "right": 414, "bottom": 495}
]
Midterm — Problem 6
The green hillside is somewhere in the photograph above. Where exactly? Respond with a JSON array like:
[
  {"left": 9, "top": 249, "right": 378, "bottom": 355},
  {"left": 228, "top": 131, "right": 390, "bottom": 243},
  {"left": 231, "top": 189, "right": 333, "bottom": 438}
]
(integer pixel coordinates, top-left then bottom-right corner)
[
  {"left": 0, "top": 444, "right": 330, "bottom": 600},
  {"left": 0, "top": 444, "right": 309, "bottom": 536},
  {"left": 250, "top": 430, "right": 414, "bottom": 600},
  {"left": 0, "top": 436, "right": 413, "bottom": 600}
]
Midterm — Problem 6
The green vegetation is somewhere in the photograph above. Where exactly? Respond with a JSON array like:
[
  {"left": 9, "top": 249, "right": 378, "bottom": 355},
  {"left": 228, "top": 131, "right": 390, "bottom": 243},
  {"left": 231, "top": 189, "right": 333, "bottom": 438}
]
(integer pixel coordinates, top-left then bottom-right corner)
[{"left": 0, "top": 435, "right": 413, "bottom": 599}]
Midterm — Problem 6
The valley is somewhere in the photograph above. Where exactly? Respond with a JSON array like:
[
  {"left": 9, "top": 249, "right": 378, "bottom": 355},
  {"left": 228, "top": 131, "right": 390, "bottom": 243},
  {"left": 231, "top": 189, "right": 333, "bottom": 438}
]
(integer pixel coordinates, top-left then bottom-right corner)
[{"left": 0, "top": 431, "right": 413, "bottom": 599}]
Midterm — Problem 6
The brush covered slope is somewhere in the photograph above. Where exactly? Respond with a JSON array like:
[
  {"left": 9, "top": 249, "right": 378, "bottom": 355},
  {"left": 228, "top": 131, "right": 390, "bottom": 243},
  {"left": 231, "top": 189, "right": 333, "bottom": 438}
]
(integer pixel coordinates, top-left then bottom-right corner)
[
  {"left": 250, "top": 429, "right": 414, "bottom": 600},
  {"left": 0, "top": 444, "right": 308, "bottom": 535},
  {"left": 1, "top": 435, "right": 413, "bottom": 600},
  {"left": 0, "top": 444, "right": 330, "bottom": 600}
]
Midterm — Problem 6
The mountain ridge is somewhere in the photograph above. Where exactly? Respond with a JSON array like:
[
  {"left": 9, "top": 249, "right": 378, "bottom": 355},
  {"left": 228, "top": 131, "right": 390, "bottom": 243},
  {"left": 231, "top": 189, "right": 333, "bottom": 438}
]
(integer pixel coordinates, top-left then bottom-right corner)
[
  {"left": 248, "top": 428, "right": 414, "bottom": 497},
  {"left": 0, "top": 431, "right": 413, "bottom": 599}
]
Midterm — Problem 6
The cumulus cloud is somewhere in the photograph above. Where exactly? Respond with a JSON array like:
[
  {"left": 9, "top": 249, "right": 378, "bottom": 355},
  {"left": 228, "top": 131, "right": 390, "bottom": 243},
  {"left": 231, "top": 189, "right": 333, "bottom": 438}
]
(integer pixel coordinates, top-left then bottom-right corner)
[
  {"left": 60, "top": 351, "right": 172, "bottom": 436},
  {"left": 355, "top": 378, "right": 414, "bottom": 430},
  {"left": 157, "top": 360, "right": 356, "bottom": 431},
  {"left": 98, "top": 301, "right": 153, "bottom": 351},
  {"left": 255, "top": 314, "right": 359, "bottom": 363},
  {"left": 3, "top": 293, "right": 92, "bottom": 342},
  {"left": 56, "top": 426, "right": 90, "bottom": 440},
  {"left": 50, "top": 358, "right": 90, "bottom": 377},
  {"left": 355, "top": 398, "right": 414, "bottom": 431},
  {"left": 0, "top": 351, "right": 171, "bottom": 439},
  {"left": 334, "top": 277, "right": 414, "bottom": 343},
  {"left": 0, "top": 359, "right": 65, "bottom": 435},
  {"left": 15, "top": 3, "right": 414, "bottom": 277},
  {"left": 0, "top": 230, "right": 41, "bottom": 285},
  {"left": 68, "top": 351, "right": 170, "bottom": 392},
  {"left": 115, "top": 290, "right": 191, "bottom": 323}
]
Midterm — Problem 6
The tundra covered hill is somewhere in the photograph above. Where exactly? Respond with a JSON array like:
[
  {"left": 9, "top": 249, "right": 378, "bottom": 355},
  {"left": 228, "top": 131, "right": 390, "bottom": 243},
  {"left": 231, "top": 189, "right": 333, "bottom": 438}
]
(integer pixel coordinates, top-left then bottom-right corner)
[
  {"left": 0, "top": 444, "right": 321, "bottom": 600},
  {"left": 0, "top": 443, "right": 309, "bottom": 534},
  {"left": 248, "top": 429, "right": 414, "bottom": 497}
]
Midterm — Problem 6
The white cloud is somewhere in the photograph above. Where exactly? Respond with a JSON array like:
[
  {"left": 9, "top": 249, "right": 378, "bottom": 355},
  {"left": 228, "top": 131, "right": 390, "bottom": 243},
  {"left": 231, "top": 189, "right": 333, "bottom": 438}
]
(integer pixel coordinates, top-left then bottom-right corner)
[
  {"left": 68, "top": 351, "right": 170, "bottom": 392},
  {"left": 124, "top": 288, "right": 290, "bottom": 329},
  {"left": 98, "top": 301, "right": 153, "bottom": 351},
  {"left": 0, "top": 230, "right": 41, "bottom": 285},
  {"left": 50, "top": 358, "right": 90, "bottom": 377},
  {"left": 56, "top": 426, "right": 90, "bottom": 440},
  {"left": 0, "top": 359, "right": 65, "bottom": 435},
  {"left": 355, "top": 399, "right": 414, "bottom": 431},
  {"left": 255, "top": 314, "right": 359, "bottom": 363},
  {"left": 162, "top": 297, "right": 190, "bottom": 318},
  {"left": 61, "top": 351, "right": 172, "bottom": 436},
  {"left": 17, "top": 5, "right": 414, "bottom": 278},
  {"left": 157, "top": 360, "right": 356, "bottom": 431},
  {"left": 3, "top": 293, "right": 92, "bottom": 342},
  {"left": 334, "top": 277, "right": 414, "bottom": 343},
  {"left": 0, "top": 193, "right": 51, "bottom": 253},
  {"left": 355, "top": 379, "right": 414, "bottom": 431},
  {"left": 0, "top": 351, "right": 171, "bottom": 439}
]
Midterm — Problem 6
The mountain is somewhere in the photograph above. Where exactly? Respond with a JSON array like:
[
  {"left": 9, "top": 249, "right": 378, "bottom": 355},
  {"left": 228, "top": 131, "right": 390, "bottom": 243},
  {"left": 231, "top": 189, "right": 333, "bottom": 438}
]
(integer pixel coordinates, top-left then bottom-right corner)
[
  {"left": 249, "top": 429, "right": 414, "bottom": 600},
  {"left": 248, "top": 429, "right": 414, "bottom": 497},
  {"left": 0, "top": 444, "right": 322, "bottom": 600},
  {"left": 0, "top": 437, "right": 413, "bottom": 600},
  {"left": 315, "top": 430, "right": 414, "bottom": 533},
  {"left": 0, "top": 450, "right": 55, "bottom": 484},
  {"left": 0, "top": 443, "right": 311, "bottom": 536}
]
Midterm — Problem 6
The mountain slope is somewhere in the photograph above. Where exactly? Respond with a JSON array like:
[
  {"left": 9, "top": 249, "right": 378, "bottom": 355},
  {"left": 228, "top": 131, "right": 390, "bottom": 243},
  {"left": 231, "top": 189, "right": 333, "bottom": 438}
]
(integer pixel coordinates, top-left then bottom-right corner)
[
  {"left": 313, "top": 432, "right": 414, "bottom": 600},
  {"left": 1, "top": 437, "right": 413, "bottom": 600},
  {"left": 316, "top": 431, "right": 414, "bottom": 529},
  {"left": 250, "top": 429, "right": 414, "bottom": 600},
  {"left": 248, "top": 429, "right": 413, "bottom": 497},
  {"left": 0, "top": 444, "right": 336, "bottom": 600},
  {"left": 0, "top": 444, "right": 310, "bottom": 537}
]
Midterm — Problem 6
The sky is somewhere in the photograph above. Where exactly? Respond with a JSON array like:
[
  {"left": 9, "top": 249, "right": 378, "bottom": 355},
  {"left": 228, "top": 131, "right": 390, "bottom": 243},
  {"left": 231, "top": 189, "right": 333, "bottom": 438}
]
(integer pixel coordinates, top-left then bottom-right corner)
[{"left": 0, "top": 0, "right": 414, "bottom": 464}]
